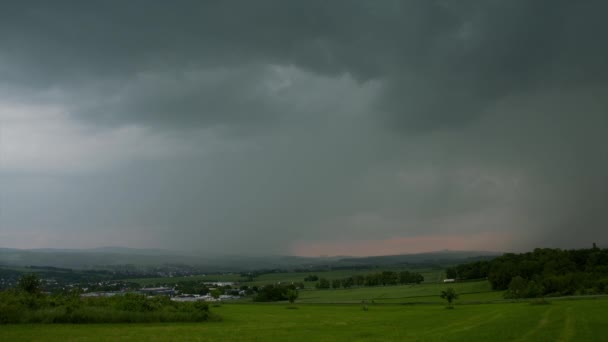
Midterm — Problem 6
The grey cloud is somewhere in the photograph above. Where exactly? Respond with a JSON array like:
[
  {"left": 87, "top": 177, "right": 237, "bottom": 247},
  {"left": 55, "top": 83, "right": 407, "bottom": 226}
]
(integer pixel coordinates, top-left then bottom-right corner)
[
  {"left": 1, "top": 1, "right": 607, "bottom": 254},
  {"left": 2, "top": 1, "right": 606, "bottom": 129}
]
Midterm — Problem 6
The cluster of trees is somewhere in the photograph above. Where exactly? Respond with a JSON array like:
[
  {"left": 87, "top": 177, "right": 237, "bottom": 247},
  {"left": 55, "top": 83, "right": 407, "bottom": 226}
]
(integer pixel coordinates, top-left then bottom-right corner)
[
  {"left": 0, "top": 266, "right": 125, "bottom": 291},
  {"left": 239, "top": 269, "right": 287, "bottom": 281},
  {"left": 315, "top": 271, "right": 424, "bottom": 289},
  {"left": 0, "top": 274, "right": 217, "bottom": 324},
  {"left": 304, "top": 274, "right": 319, "bottom": 282},
  {"left": 253, "top": 284, "right": 298, "bottom": 303},
  {"left": 174, "top": 281, "right": 256, "bottom": 297},
  {"left": 446, "top": 246, "right": 608, "bottom": 298},
  {"left": 502, "top": 276, "right": 546, "bottom": 299},
  {"left": 445, "top": 261, "right": 490, "bottom": 280},
  {"left": 175, "top": 281, "right": 211, "bottom": 295}
]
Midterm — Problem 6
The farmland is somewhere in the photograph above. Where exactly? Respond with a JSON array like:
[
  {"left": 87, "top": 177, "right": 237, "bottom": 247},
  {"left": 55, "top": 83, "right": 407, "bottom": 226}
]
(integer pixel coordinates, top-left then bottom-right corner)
[
  {"left": 1, "top": 297, "right": 606, "bottom": 341},
  {"left": 296, "top": 280, "right": 500, "bottom": 303},
  {"left": 124, "top": 267, "right": 445, "bottom": 289},
  {"left": 3, "top": 248, "right": 608, "bottom": 340}
]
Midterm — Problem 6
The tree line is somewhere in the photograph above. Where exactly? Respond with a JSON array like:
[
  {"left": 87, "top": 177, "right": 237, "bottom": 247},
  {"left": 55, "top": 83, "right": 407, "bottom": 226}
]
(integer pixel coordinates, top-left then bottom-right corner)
[
  {"left": 445, "top": 246, "right": 608, "bottom": 298},
  {"left": 314, "top": 270, "right": 424, "bottom": 289}
]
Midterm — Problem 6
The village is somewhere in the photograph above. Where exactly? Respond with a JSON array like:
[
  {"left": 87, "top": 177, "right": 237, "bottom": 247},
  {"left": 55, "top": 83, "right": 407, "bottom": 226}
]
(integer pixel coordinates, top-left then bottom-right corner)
[{"left": 81, "top": 281, "right": 244, "bottom": 302}]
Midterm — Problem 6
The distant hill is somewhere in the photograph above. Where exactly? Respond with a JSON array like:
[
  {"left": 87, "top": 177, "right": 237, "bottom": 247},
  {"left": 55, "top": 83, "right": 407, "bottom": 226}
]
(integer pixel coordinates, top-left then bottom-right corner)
[
  {"left": 83, "top": 247, "right": 179, "bottom": 255},
  {"left": 0, "top": 247, "right": 325, "bottom": 271},
  {"left": 0, "top": 247, "right": 502, "bottom": 271}
]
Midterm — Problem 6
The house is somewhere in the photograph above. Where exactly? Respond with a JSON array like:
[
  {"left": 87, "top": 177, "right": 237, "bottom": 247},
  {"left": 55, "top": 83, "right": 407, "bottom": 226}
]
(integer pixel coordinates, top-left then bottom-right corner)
[{"left": 139, "top": 287, "right": 175, "bottom": 296}]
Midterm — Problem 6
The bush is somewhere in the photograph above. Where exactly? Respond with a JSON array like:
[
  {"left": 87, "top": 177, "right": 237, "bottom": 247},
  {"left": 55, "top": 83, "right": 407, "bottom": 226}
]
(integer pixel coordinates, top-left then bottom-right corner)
[
  {"left": 253, "top": 284, "right": 297, "bottom": 302},
  {"left": 0, "top": 290, "right": 217, "bottom": 324}
]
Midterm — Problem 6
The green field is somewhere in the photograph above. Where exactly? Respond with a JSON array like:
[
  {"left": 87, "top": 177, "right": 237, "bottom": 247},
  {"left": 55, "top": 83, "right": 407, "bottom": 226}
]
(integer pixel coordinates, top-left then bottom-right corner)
[
  {"left": 297, "top": 280, "right": 498, "bottom": 303},
  {"left": 127, "top": 276, "right": 501, "bottom": 304},
  {"left": 2, "top": 297, "right": 607, "bottom": 341},
  {"left": 3, "top": 279, "right": 605, "bottom": 340}
]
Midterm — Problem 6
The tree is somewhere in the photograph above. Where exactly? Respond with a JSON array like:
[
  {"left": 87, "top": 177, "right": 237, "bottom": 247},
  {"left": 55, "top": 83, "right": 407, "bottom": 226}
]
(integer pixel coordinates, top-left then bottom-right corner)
[
  {"left": 440, "top": 287, "right": 458, "bottom": 308},
  {"left": 210, "top": 289, "right": 222, "bottom": 300},
  {"left": 316, "top": 278, "right": 330, "bottom": 289},
  {"left": 525, "top": 280, "right": 544, "bottom": 298},
  {"left": 304, "top": 274, "right": 319, "bottom": 282},
  {"left": 446, "top": 267, "right": 458, "bottom": 279},
  {"left": 18, "top": 274, "right": 42, "bottom": 295},
  {"left": 504, "top": 276, "right": 528, "bottom": 299},
  {"left": 286, "top": 289, "right": 298, "bottom": 304},
  {"left": 342, "top": 277, "right": 354, "bottom": 288}
]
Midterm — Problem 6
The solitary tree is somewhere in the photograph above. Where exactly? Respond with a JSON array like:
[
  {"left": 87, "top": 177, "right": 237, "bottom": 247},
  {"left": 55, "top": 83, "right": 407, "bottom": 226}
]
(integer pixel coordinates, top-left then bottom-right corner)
[
  {"left": 286, "top": 289, "right": 298, "bottom": 304},
  {"left": 440, "top": 287, "right": 458, "bottom": 308}
]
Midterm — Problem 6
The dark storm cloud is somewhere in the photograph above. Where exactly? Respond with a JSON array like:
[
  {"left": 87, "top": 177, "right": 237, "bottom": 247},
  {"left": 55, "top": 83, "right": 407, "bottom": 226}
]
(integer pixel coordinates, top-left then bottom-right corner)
[
  {"left": 1, "top": 1, "right": 607, "bottom": 253},
  {"left": 2, "top": 0, "right": 606, "bottom": 128}
]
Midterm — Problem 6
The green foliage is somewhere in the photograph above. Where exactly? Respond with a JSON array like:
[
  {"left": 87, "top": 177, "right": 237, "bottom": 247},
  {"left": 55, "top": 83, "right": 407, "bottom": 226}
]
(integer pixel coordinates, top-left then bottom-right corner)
[
  {"left": 450, "top": 247, "right": 608, "bottom": 298},
  {"left": 17, "top": 274, "right": 42, "bottom": 295},
  {"left": 316, "top": 278, "right": 331, "bottom": 289},
  {"left": 446, "top": 261, "right": 490, "bottom": 280},
  {"left": 315, "top": 271, "right": 424, "bottom": 289},
  {"left": 440, "top": 287, "right": 458, "bottom": 307},
  {"left": 210, "top": 289, "right": 222, "bottom": 299},
  {"left": 0, "top": 290, "right": 216, "bottom": 324},
  {"left": 286, "top": 289, "right": 298, "bottom": 304},
  {"left": 253, "top": 284, "right": 297, "bottom": 302},
  {"left": 525, "top": 280, "right": 545, "bottom": 298},
  {"left": 176, "top": 281, "right": 209, "bottom": 295},
  {"left": 503, "top": 276, "right": 528, "bottom": 299},
  {"left": 304, "top": 274, "right": 319, "bottom": 282}
]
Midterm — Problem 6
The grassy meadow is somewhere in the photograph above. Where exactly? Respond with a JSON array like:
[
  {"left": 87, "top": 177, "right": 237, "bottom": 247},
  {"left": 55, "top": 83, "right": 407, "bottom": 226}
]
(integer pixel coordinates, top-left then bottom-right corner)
[
  {"left": 2, "top": 297, "right": 607, "bottom": 341},
  {"left": 296, "top": 280, "right": 498, "bottom": 303},
  {"left": 5, "top": 268, "right": 607, "bottom": 341}
]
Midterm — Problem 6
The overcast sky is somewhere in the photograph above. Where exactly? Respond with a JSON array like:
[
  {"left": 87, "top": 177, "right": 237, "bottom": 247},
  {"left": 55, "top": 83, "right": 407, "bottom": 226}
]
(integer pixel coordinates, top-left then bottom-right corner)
[{"left": 1, "top": 1, "right": 607, "bottom": 256}]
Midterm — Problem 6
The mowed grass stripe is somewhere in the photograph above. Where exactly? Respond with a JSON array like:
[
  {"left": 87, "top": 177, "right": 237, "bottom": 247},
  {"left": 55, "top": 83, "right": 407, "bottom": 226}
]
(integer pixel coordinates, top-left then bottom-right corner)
[{"left": 1, "top": 298, "right": 607, "bottom": 341}]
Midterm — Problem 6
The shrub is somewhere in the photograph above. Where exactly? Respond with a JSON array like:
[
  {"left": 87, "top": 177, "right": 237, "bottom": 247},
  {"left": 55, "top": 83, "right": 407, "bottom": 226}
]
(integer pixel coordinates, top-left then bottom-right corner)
[{"left": 0, "top": 290, "right": 217, "bottom": 324}]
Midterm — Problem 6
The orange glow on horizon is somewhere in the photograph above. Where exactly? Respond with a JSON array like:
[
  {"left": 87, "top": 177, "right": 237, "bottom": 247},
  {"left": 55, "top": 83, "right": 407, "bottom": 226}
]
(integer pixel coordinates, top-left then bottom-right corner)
[{"left": 290, "top": 232, "right": 512, "bottom": 257}]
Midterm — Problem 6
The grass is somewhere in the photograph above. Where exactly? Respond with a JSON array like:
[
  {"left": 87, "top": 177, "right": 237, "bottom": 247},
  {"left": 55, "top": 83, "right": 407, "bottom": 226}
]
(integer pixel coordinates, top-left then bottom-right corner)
[
  {"left": 297, "top": 280, "right": 498, "bottom": 303},
  {"left": 1, "top": 297, "right": 607, "bottom": 341}
]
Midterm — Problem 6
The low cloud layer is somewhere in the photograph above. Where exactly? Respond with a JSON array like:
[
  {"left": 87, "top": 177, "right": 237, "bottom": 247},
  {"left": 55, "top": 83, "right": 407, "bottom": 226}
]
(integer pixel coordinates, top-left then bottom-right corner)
[{"left": 0, "top": 1, "right": 606, "bottom": 255}]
